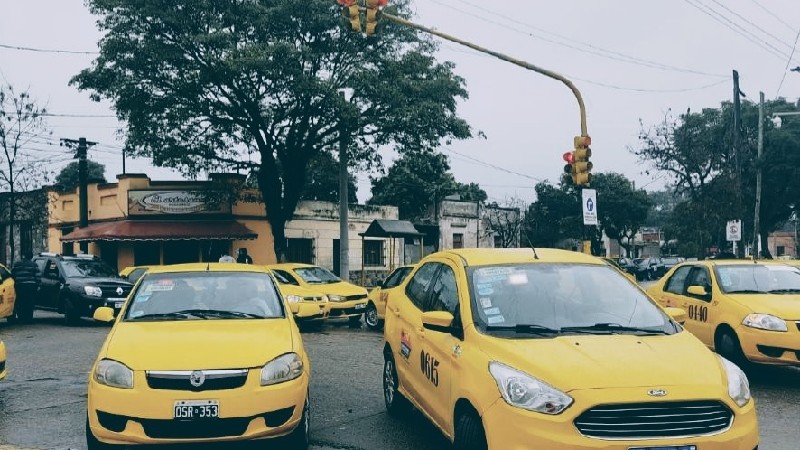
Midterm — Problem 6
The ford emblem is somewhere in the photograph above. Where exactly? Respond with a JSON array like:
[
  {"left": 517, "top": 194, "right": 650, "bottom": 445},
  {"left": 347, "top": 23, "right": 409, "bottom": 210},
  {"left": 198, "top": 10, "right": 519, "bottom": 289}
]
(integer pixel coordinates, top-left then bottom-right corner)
[
  {"left": 647, "top": 389, "right": 668, "bottom": 397},
  {"left": 190, "top": 370, "right": 206, "bottom": 388},
  {"left": 116, "top": 287, "right": 124, "bottom": 296}
]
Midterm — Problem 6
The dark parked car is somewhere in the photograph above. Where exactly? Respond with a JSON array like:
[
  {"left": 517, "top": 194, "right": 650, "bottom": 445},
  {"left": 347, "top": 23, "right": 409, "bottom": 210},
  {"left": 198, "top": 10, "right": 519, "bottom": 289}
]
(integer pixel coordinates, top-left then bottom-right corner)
[
  {"left": 633, "top": 257, "right": 664, "bottom": 281},
  {"left": 32, "top": 253, "right": 133, "bottom": 324},
  {"left": 659, "top": 256, "right": 684, "bottom": 276}
]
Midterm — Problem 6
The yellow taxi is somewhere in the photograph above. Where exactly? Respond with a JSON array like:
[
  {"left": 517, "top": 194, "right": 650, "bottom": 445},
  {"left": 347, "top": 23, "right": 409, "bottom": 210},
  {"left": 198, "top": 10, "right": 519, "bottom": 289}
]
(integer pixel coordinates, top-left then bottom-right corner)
[
  {"left": 118, "top": 265, "right": 151, "bottom": 285},
  {"left": 648, "top": 259, "right": 800, "bottom": 367},
  {"left": 266, "top": 263, "right": 368, "bottom": 328},
  {"left": 383, "top": 248, "right": 758, "bottom": 450},
  {"left": 0, "top": 263, "right": 17, "bottom": 322},
  {"left": 267, "top": 269, "right": 330, "bottom": 323},
  {"left": 86, "top": 263, "right": 318, "bottom": 449},
  {"left": 0, "top": 338, "right": 6, "bottom": 381},
  {"left": 365, "top": 265, "right": 414, "bottom": 331}
]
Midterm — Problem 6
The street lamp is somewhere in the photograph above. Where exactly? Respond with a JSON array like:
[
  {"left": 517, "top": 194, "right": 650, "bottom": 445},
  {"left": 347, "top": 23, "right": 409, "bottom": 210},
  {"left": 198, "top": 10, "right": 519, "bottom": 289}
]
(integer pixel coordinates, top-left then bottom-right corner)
[{"left": 337, "top": 88, "right": 355, "bottom": 281}]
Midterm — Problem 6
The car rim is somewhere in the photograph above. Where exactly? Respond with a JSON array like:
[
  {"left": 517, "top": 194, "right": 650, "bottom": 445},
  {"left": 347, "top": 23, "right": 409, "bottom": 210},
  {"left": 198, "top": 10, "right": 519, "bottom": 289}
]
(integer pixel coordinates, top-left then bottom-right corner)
[
  {"left": 383, "top": 359, "right": 395, "bottom": 406},
  {"left": 365, "top": 306, "right": 378, "bottom": 326}
]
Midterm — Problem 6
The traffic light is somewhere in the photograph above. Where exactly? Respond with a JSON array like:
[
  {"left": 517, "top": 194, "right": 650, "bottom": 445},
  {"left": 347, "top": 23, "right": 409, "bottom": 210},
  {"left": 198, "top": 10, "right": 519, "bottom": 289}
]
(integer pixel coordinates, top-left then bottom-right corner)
[
  {"left": 365, "top": 0, "right": 380, "bottom": 36},
  {"left": 572, "top": 135, "right": 592, "bottom": 186},
  {"left": 562, "top": 151, "right": 575, "bottom": 181},
  {"left": 337, "top": 0, "right": 361, "bottom": 32}
]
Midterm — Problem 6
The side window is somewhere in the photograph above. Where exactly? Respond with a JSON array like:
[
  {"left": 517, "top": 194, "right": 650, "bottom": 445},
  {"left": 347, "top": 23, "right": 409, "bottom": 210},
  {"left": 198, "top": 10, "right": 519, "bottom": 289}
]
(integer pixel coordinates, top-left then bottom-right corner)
[
  {"left": 273, "top": 270, "right": 299, "bottom": 285},
  {"left": 665, "top": 266, "right": 692, "bottom": 294},
  {"left": 426, "top": 265, "right": 459, "bottom": 314},
  {"left": 383, "top": 267, "right": 411, "bottom": 289},
  {"left": 43, "top": 260, "right": 59, "bottom": 278},
  {"left": 405, "top": 263, "right": 440, "bottom": 311},
  {"left": 686, "top": 267, "right": 712, "bottom": 301}
]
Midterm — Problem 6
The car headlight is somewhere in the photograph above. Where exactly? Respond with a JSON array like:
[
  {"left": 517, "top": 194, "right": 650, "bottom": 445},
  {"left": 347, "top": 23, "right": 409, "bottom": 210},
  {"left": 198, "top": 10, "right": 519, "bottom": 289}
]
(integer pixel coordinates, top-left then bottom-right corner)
[
  {"left": 260, "top": 353, "right": 304, "bottom": 386},
  {"left": 286, "top": 295, "right": 302, "bottom": 304},
  {"left": 718, "top": 356, "right": 751, "bottom": 407},
  {"left": 321, "top": 295, "right": 329, "bottom": 302},
  {"left": 742, "top": 313, "right": 787, "bottom": 332},
  {"left": 488, "top": 361, "right": 573, "bottom": 414},
  {"left": 94, "top": 359, "right": 133, "bottom": 389},
  {"left": 84, "top": 286, "right": 103, "bottom": 297},
  {"left": 328, "top": 295, "right": 343, "bottom": 302}
]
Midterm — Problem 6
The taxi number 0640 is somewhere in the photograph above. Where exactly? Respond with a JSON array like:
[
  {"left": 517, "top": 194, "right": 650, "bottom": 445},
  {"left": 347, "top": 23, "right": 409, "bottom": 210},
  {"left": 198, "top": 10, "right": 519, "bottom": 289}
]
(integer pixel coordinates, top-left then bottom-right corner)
[
  {"left": 687, "top": 304, "right": 708, "bottom": 322},
  {"left": 420, "top": 350, "right": 439, "bottom": 387}
]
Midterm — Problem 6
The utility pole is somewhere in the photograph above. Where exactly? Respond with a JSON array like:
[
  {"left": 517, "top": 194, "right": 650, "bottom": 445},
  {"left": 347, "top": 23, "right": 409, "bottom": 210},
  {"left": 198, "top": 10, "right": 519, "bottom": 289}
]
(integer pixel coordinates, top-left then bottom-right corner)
[
  {"left": 732, "top": 70, "right": 743, "bottom": 257},
  {"left": 338, "top": 90, "right": 351, "bottom": 282},
  {"left": 61, "top": 137, "right": 96, "bottom": 254},
  {"left": 753, "top": 92, "right": 764, "bottom": 260}
]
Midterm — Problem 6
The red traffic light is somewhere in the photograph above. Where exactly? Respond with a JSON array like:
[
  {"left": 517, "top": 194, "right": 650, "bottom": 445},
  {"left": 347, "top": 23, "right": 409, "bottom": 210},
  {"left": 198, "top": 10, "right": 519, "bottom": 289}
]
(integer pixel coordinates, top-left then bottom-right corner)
[{"left": 562, "top": 152, "right": 574, "bottom": 164}]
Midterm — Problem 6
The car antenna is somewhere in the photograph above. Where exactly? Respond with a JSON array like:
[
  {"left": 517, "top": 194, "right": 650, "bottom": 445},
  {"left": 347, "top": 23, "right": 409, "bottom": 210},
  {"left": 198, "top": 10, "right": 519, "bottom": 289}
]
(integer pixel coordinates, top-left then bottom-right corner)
[{"left": 530, "top": 247, "right": 540, "bottom": 260}]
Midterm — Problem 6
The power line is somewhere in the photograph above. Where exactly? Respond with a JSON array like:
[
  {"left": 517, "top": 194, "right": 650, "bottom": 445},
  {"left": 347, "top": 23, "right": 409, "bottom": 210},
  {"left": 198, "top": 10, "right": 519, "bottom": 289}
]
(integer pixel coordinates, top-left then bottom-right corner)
[
  {"left": 777, "top": 28, "right": 800, "bottom": 95},
  {"left": 434, "top": 0, "right": 728, "bottom": 78},
  {"left": 708, "top": 0, "right": 796, "bottom": 52},
  {"left": 0, "top": 43, "right": 98, "bottom": 55},
  {"left": 748, "top": 0, "right": 797, "bottom": 32},
  {"left": 442, "top": 147, "right": 544, "bottom": 182},
  {"left": 40, "top": 112, "right": 117, "bottom": 118}
]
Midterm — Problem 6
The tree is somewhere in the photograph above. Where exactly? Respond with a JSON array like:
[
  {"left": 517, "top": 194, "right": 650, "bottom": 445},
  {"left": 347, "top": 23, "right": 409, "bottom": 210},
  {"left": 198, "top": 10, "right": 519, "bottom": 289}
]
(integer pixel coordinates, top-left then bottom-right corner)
[
  {"left": 300, "top": 152, "right": 357, "bottom": 203},
  {"left": 483, "top": 198, "right": 524, "bottom": 248},
  {"left": 73, "top": 0, "right": 471, "bottom": 260},
  {"left": 522, "top": 180, "right": 582, "bottom": 248},
  {"left": 368, "top": 150, "right": 486, "bottom": 220},
  {"left": 54, "top": 160, "right": 107, "bottom": 192},
  {"left": 0, "top": 84, "right": 54, "bottom": 263},
  {"left": 591, "top": 172, "right": 651, "bottom": 257}
]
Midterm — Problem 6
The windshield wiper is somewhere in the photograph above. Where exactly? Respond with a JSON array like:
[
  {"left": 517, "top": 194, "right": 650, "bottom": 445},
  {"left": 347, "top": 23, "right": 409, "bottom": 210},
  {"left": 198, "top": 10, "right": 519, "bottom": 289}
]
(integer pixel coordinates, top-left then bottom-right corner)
[
  {"left": 767, "top": 288, "right": 800, "bottom": 294},
  {"left": 485, "top": 323, "right": 561, "bottom": 335},
  {"left": 129, "top": 312, "right": 194, "bottom": 321},
  {"left": 560, "top": 323, "right": 669, "bottom": 335},
  {"left": 178, "top": 309, "right": 265, "bottom": 319},
  {"left": 726, "top": 289, "right": 767, "bottom": 294}
]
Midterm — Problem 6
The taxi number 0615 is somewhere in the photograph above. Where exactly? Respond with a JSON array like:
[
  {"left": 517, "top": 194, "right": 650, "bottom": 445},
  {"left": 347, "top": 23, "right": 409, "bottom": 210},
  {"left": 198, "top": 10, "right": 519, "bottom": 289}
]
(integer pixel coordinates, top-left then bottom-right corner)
[
  {"left": 420, "top": 350, "right": 439, "bottom": 386},
  {"left": 687, "top": 304, "right": 708, "bottom": 322}
]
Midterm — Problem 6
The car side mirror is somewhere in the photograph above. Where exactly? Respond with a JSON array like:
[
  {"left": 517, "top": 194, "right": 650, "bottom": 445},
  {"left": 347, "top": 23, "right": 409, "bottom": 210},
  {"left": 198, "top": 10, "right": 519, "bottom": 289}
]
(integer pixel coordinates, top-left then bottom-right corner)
[
  {"left": 294, "top": 303, "right": 323, "bottom": 320},
  {"left": 93, "top": 307, "right": 116, "bottom": 323},
  {"left": 422, "top": 311, "right": 454, "bottom": 333},
  {"left": 664, "top": 307, "right": 687, "bottom": 325},
  {"left": 687, "top": 285, "right": 709, "bottom": 297}
]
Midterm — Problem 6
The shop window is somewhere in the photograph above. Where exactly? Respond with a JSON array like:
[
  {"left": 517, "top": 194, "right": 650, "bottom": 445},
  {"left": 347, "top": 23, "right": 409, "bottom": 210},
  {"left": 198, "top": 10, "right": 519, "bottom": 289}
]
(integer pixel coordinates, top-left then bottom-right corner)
[
  {"left": 163, "top": 241, "right": 199, "bottom": 265},
  {"left": 777, "top": 246, "right": 785, "bottom": 257},
  {"left": 493, "top": 235, "right": 503, "bottom": 248},
  {"left": 134, "top": 242, "right": 161, "bottom": 266},
  {"left": 286, "top": 238, "right": 313, "bottom": 264},
  {"left": 453, "top": 233, "right": 464, "bottom": 249},
  {"left": 203, "top": 241, "right": 231, "bottom": 262},
  {"left": 363, "top": 240, "right": 385, "bottom": 267}
]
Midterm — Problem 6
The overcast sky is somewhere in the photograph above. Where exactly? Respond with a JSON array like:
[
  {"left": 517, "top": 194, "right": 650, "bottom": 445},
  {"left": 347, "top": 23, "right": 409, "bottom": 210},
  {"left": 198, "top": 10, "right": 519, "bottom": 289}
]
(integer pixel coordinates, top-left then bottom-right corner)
[{"left": 2, "top": 0, "right": 799, "bottom": 205}]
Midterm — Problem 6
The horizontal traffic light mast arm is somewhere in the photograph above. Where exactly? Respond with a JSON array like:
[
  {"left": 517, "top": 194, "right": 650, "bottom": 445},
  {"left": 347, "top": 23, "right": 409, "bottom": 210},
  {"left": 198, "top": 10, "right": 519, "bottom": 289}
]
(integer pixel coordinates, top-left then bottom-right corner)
[{"left": 380, "top": 12, "right": 588, "bottom": 136}]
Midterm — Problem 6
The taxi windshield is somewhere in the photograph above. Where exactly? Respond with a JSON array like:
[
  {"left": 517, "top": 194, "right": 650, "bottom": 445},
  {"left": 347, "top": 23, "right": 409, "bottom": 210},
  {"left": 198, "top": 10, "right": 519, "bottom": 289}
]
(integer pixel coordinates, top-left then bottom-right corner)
[
  {"left": 468, "top": 263, "right": 677, "bottom": 337},
  {"left": 715, "top": 264, "right": 800, "bottom": 294},
  {"left": 294, "top": 266, "right": 340, "bottom": 284},
  {"left": 124, "top": 272, "right": 284, "bottom": 321}
]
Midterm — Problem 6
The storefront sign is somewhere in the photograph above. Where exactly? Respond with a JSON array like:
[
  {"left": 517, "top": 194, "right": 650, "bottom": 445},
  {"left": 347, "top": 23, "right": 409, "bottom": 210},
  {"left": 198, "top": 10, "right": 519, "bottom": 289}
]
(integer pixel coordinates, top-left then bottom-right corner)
[{"left": 128, "top": 190, "right": 231, "bottom": 216}]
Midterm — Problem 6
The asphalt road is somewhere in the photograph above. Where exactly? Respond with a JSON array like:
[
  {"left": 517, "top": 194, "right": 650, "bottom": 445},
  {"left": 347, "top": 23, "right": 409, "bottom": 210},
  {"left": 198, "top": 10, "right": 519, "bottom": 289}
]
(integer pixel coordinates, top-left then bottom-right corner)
[{"left": 0, "top": 310, "right": 798, "bottom": 450}]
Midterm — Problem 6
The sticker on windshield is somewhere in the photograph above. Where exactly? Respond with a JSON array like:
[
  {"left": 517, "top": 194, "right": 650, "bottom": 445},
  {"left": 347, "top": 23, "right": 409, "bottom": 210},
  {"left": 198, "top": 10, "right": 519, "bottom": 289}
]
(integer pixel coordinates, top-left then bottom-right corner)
[
  {"left": 147, "top": 279, "right": 175, "bottom": 292},
  {"left": 483, "top": 307, "right": 501, "bottom": 315},
  {"left": 475, "top": 267, "right": 514, "bottom": 283},
  {"left": 487, "top": 314, "right": 505, "bottom": 325},
  {"left": 479, "top": 297, "right": 492, "bottom": 308},
  {"left": 477, "top": 284, "right": 494, "bottom": 296},
  {"left": 507, "top": 272, "right": 529, "bottom": 285}
]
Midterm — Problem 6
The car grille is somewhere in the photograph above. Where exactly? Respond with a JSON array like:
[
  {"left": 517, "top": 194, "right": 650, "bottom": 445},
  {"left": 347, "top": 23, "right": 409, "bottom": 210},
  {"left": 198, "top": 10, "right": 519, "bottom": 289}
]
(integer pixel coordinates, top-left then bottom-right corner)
[
  {"left": 99, "top": 284, "right": 133, "bottom": 298},
  {"left": 146, "top": 369, "right": 248, "bottom": 391},
  {"left": 574, "top": 400, "right": 733, "bottom": 439},
  {"left": 303, "top": 295, "right": 327, "bottom": 302},
  {"left": 345, "top": 294, "right": 367, "bottom": 301},
  {"left": 140, "top": 417, "right": 250, "bottom": 439}
]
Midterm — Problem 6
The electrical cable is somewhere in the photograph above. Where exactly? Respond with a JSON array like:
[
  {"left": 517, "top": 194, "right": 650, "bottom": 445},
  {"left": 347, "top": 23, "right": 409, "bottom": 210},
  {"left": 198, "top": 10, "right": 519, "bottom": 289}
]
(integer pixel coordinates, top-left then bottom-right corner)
[
  {"left": 0, "top": 43, "right": 98, "bottom": 55},
  {"left": 777, "top": 28, "right": 800, "bottom": 95},
  {"left": 708, "top": 0, "right": 797, "bottom": 52},
  {"left": 748, "top": 0, "right": 797, "bottom": 33}
]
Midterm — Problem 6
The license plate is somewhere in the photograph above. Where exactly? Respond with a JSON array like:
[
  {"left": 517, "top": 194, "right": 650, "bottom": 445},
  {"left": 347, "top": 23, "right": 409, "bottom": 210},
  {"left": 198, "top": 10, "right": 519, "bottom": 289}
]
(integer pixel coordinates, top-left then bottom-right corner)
[
  {"left": 355, "top": 303, "right": 366, "bottom": 310},
  {"left": 629, "top": 446, "right": 696, "bottom": 450},
  {"left": 114, "top": 302, "right": 124, "bottom": 309},
  {"left": 174, "top": 400, "right": 219, "bottom": 420}
]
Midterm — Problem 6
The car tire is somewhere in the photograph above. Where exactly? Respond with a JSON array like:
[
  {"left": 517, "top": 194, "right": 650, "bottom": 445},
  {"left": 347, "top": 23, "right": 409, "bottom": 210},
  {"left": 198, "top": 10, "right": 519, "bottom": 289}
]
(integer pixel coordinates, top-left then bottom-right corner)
[
  {"left": 364, "top": 303, "right": 382, "bottom": 331},
  {"left": 283, "top": 397, "right": 310, "bottom": 450},
  {"left": 716, "top": 328, "right": 747, "bottom": 367},
  {"left": 348, "top": 314, "right": 362, "bottom": 329},
  {"left": 86, "top": 417, "right": 115, "bottom": 450},
  {"left": 383, "top": 353, "right": 410, "bottom": 417},
  {"left": 64, "top": 299, "right": 81, "bottom": 326},
  {"left": 453, "top": 409, "right": 488, "bottom": 450}
]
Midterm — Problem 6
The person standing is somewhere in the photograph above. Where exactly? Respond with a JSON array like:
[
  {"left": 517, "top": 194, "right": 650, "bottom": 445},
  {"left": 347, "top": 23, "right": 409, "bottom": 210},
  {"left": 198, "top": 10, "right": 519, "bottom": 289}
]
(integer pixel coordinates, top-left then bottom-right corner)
[
  {"left": 11, "top": 253, "right": 40, "bottom": 322},
  {"left": 236, "top": 248, "right": 253, "bottom": 264}
]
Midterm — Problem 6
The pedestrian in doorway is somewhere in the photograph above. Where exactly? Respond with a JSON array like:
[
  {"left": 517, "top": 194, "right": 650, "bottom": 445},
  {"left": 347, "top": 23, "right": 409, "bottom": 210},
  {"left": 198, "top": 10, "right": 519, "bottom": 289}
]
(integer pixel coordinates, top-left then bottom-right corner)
[
  {"left": 236, "top": 248, "right": 253, "bottom": 264},
  {"left": 11, "top": 252, "right": 40, "bottom": 322},
  {"left": 219, "top": 253, "right": 236, "bottom": 263}
]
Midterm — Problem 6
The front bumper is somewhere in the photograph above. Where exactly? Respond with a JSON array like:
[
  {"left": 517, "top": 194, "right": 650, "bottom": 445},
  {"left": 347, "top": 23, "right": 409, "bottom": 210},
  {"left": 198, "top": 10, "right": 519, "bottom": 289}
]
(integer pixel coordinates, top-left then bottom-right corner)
[
  {"left": 738, "top": 323, "right": 800, "bottom": 366},
  {"left": 328, "top": 299, "right": 368, "bottom": 318},
  {"left": 88, "top": 369, "right": 308, "bottom": 444},
  {"left": 482, "top": 386, "right": 758, "bottom": 450},
  {"left": 72, "top": 295, "right": 127, "bottom": 317},
  {"left": 294, "top": 301, "right": 330, "bottom": 322},
  {"left": 0, "top": 341, "right": 6, "bottom": 381}
]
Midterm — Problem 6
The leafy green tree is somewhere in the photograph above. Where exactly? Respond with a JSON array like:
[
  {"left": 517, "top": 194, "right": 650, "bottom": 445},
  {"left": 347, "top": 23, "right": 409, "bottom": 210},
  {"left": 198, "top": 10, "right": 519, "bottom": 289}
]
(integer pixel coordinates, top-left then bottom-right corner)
[
  {"left": 522, "top": 180, "right": 582, "bottom": 248},
  {"left": 54, "top": 160, "right": 107, "bottom": 192},
  {"left": 72, "top": 0, "right": 470, "bottom": 260},
  {"left": 300, "top": 152, "right": 357, "bottom": 203},
  {"left": 368, "top": 150, "right": 486, "bottom": 220},
  {"left": 591, "top": 172, "right": 651, "bottom": 256}
]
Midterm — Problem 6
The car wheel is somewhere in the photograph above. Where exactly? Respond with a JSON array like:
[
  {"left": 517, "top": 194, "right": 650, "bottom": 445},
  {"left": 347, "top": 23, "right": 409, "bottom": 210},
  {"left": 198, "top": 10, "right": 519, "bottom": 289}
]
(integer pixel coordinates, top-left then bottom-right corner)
[
  {"left": 364, "top": 303, "right": 382, "bottom": 331},
  {"left": 348, "top": 314, "right": 362, "bottom": 329},
  {"left": 383, "top": 353, "right": 409, "bottom": 416},
  {"left": 453, "top": 409, "right": 488, "bottom": 450},
  {"left": 717, "top": 328, "right": 747, "bottom": 367},
  {"left": 283, "top": 397, "right": 310, "bottom": 450},
  {"left": 86, "top": 417, "right": 115, "bottom": 450},
  {"left": 64, "top": 299, "right": 82, "bottom": 326}
]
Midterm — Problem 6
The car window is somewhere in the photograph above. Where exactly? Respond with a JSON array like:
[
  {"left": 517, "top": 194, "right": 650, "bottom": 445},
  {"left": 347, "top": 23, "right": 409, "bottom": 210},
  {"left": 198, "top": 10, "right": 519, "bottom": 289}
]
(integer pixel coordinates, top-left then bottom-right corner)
[
  {"left": 61, "top": 259, "right": 118, "bottom": 278},
  {"left": 665, "top": 266, "right": 692, "bottom": 294},
  {"left": 127, "top": 268, "right": 148, "bottom": 284},
  {"left": 426, "top": 265, "right": 459, "bottom": 314},
  {"left": 383, "top": 266, "right": 413, "bottom": 289},
  {"left": 469, "top": 263, "right": 676, "bottom": 336},
  {"left": 272, "top": 269, "right": 300, "bottom": 285},
  {"left": 125, "top": 271, "right": 283, "bottom": 320},
  {"left": 405, "top": 263, "right": 440, "bottom": 311},
  {"left": 42, "top": 260, "right": 59, "bottom": 278},
  {"left": 294, "top": 266, "right": 340, "bottom": 284}
]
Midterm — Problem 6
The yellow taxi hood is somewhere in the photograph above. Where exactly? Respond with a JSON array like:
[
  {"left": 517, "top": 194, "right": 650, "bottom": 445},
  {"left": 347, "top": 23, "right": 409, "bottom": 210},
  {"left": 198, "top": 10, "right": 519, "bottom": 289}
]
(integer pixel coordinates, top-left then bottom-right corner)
[
  {"left": 319, "top": 282, "right": 367, "bottom": 296},
  {"left": 726, "top": 293, "right": 800, "bottom": 319},
  {"left": 481, "top": 331, "right": 723, "bottom": 391},
  {"left": 278, "top": 284, "right": 325, "bottom": 297},
  {"left": 103, "top": 319, "right": 295, "bottom": 370}
]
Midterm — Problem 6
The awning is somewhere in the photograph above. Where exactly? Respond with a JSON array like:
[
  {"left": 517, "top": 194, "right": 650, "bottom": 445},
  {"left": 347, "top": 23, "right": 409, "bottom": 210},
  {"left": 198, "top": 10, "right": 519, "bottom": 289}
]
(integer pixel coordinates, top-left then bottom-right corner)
[
  {"left": 60, "top": 220, "right": 258, "bottom": 242},
  {"left": 358, "top": 220, "right": 425, "bottom": 239}
]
